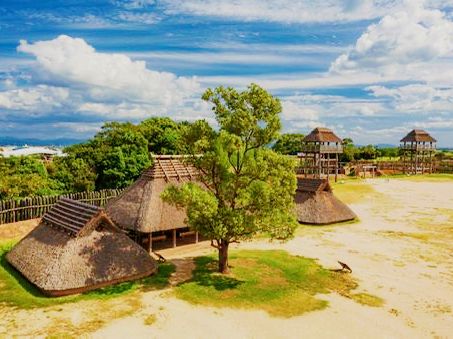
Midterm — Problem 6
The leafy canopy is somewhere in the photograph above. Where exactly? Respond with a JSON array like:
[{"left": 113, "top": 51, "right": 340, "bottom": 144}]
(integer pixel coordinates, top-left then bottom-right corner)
[{"left": 163, "top": 84, "right": 298, "bottom": 271}]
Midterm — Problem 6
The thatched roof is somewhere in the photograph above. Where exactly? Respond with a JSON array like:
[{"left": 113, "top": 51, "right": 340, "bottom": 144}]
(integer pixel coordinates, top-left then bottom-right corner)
[
  {"left": 400, "top": 129, "right": 437, "bottom": 143},
  {"left": 295, "top": 178, "right": 356, "bottom": 225},
  {"left": 106, "top": 155, "right": 201, "bottom": 233},
  {"left": 303, "top": 127, "right": 342, "bottom": 143},
  {"left": 6, "top": 198, "right": 157, "bottom": 297}
]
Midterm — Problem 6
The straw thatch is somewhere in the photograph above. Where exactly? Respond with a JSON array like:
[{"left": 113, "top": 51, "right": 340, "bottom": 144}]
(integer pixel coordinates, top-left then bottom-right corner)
[
  {"left": 6, "top": 198, "right": 157, "bottom": 297},
  {"left": 303, "top": 127, "right": 342, "bottom": 143},
  {"left": 400, "top": 129, "right": 437, "bottom": 143},
  {"left": 105, "top": 155, "right": 200, "bottom": 233},
  {"left": 295, "top": 178, "right": 356, "bottom": 225}
]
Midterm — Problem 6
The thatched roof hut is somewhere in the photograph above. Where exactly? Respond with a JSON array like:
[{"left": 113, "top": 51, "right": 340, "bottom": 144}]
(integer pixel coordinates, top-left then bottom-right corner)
[
  {"left": 294, "top": 178, "right": 356, "bottom": 225},
  {"left": 400, "top": 129, "right": 437, "bottom": 143},
  {"left": 105, "top": 155, "right": 199, "bottom": 234},
  {"left": 6, "top": 198, "right": 157, "bottom": 297}
]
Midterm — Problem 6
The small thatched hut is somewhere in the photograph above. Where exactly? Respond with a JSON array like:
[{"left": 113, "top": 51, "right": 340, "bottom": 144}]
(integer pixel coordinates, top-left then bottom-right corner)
[
  {"left": 105, "top": 155, "right": 201, "bottom": 251},
  {"left": 6, "top": 198, "right": 157, "bottom": 297},
  {"left": 295, "top": 178, "right": 356, "bottom": 225}
]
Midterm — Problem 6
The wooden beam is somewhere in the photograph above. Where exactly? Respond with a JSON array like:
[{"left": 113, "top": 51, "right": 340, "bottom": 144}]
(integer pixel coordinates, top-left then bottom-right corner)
[{"left": 173, "top": 229, "right": 177, "bottom": 248}]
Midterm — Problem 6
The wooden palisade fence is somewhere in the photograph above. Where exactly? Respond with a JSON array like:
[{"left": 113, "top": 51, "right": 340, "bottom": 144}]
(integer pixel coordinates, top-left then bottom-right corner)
[{"left": 0, "top": 189, "right": 123, "bottom": 225}]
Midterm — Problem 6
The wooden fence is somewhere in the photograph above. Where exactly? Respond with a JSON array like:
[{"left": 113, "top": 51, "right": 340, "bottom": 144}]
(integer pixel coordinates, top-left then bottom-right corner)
[
  {"left": 0, "top": 189, "right": 123, "bottom": 225},
  {"left": 350, "top": 160, "right": 453, "bottom": 174}
]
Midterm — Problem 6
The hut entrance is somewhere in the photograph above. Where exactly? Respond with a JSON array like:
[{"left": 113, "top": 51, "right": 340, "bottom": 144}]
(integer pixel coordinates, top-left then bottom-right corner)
[{"left": 131, "top": 228, "right": 203, "bottom": 252}]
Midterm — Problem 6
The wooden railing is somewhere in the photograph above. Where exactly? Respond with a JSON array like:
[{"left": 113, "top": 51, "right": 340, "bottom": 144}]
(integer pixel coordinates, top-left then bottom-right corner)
[{"left": 0, "top": 189, "right": 123, "bottom": 225}]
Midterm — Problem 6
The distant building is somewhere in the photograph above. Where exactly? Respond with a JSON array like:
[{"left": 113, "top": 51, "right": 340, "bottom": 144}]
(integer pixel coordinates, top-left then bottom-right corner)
[{"left": 0, "top": 146, "right": 65, "bottom": 160}]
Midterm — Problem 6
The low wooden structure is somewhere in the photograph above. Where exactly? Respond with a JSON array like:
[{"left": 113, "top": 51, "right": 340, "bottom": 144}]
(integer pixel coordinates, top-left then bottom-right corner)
[
  {"left": 298, "top": 127, "right": 343, "bottom": 182},
  {"left": 294, "top": 178, "right": 356, "bottom": 225},
  {"left": 105, "top": 155, "right": 202, "bottom": 252},
  {"left": 6, "top": 198, "right": 156, "bottom": 296},
  {"left": 400, "top": 129, "right": 437, "bottom": 175}
]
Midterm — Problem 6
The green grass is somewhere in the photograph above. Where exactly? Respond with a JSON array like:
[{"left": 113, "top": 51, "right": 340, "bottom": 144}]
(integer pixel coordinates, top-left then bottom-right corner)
[
  {"left": 350, "top": 293, "right": 384, "bottom": 307},
  {"left": 175, "top": 250, "right": 381, "bottom": 317},
  {"left": 0, "top": 241, "right": 175, "bottom": 309},
  {"left": 332, "top": 180, "right": 379, "bottom": 205}
]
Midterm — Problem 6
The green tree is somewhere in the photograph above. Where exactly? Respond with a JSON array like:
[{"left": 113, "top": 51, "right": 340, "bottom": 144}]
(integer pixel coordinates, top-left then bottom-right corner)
[
  {"left": 139, "top": 117, "right": 185, "bottom": 154},
  {"left": 0, "top": 156, "right": 59, "bottom": 199},
  {"left": 340, "top": 138, "right": 357, "bottom": 162},
  {"left": 272, "top": 133, "right": 305, "bottom": 155},
  {"left": 64, "top": 122, "right": 150, "bottom": 189},
  {"left": 48, "top": 156, "right": 96, "bottom": 192},
  {"left": 162, "top": 84, "right": 298, "bottom": 273}
]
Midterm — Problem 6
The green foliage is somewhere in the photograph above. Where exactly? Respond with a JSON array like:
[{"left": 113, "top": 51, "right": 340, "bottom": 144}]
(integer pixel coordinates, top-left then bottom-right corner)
[
  {"left": 139, "top": 117, "right": 186, "bottom": 154},
  {"left": 272, "top": 133, "right": 305, "bottom": 155},
  {"left": 48, "top": 156, "right": 96, "bottom": 192},
  {"left": 0, "top": 241, "right": 175, "bottom": 309},
  {"left": 175, "top": 250, "right": 376, "bottom": 317},
  {"left": 162, "top": 84, "right": 298, "bottom": 273},
  {"left": 0, "top": 156, "right": 60, "bottom": 199},
  {"left": 65, "top": 122, "right": 151, "bottom": 189}
]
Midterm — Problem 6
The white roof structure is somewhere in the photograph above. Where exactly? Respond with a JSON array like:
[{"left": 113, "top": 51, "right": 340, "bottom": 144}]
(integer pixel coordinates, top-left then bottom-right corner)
[{"left": 0, "top": 146, "right": 64, "bottom": 158}]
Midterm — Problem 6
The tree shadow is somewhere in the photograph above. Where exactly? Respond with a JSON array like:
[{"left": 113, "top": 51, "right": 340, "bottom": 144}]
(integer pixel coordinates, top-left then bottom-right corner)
[{"left": 184, "top": 256, "right": 243, "bottom": 291}]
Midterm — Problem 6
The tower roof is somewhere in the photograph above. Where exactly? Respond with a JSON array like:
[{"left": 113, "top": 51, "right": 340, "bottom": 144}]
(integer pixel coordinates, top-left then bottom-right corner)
[
  {"left": 303, "top": 127, "right": 342, "bottom": 143},
  {"left": 400, "top": 129, "right": 437, "bottom": 143}
]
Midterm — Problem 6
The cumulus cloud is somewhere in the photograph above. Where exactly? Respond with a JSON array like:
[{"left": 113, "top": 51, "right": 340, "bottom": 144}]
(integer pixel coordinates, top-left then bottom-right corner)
[
  {"left": 0, "top": 85, "right": 70, "bottom": 113},
  {"left": 330, "top": 1, "right": 453, "bottom": 74},
  {"left": 17, "top": 35, "right": 199, "bottom": 107}
]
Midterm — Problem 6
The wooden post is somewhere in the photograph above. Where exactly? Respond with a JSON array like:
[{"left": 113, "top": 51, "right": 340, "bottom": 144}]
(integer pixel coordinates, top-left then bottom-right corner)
[
  {"left": 173, "top": 229, "right": 177, "bottom": 248},
  {"left": 335, "top": 153, "right": 338, "bottom": 182},
  {"left": 195, "top": 231, "right": 199, "bottom": 243},
  {"left": 149, "top": 233, "right": 153, "bottom": 252}
]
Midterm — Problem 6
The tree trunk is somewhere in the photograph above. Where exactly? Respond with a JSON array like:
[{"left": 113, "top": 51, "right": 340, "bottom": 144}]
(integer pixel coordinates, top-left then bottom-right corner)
[{"left": 218, "top": 240, "right": 230, "bottom": 274}]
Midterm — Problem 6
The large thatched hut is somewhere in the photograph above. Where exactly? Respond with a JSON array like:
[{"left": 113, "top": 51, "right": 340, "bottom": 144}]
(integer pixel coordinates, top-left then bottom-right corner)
[
  {"left": 6, "top": 198, "right": 157, "bottom": 297},
  {"left": 105, "top": 155, "right": 201, "bottom": 251},
  {"left": 295, "top": 178, "right": 356, "bottom": 225}
]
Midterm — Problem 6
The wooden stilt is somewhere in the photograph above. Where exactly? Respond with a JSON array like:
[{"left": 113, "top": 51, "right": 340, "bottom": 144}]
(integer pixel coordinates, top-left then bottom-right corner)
[
  {"left": 172, "top": 229, "right": 177, "bottom": 248},
  {"left": 195, "top": 231, "right": 199, "bottom": 243}
]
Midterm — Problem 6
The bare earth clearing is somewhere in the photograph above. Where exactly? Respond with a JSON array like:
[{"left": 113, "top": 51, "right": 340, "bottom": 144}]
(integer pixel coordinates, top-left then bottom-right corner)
[{"left": 1, "top": 178, "right": 453, "bottom": 338}]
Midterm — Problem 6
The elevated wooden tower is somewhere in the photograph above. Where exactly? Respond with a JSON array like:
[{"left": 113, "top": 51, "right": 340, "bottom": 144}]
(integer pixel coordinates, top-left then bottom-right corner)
[
  {"left": 299, "top": 127, "right": 343, "bottom": 182},
  {"left": 400, "top": 129, "right": 436, "bottom": 175}
]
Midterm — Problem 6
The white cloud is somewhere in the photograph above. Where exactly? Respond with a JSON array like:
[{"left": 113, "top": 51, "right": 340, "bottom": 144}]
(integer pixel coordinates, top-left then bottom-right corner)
[
  {"left": 367, "top": 84, "right": 453, "bottom": 112},
  {"left": 0, "top": 85, "right": 70, "bottom": 113},
  {"left": 162, "top": 0, "right": 401, "bottom": 23},
  {"left": 17, "top": 35, "right": 199, "bottom": 107},
  {"left": 330, "top": 1, "right": 453, "bottom": 74}
]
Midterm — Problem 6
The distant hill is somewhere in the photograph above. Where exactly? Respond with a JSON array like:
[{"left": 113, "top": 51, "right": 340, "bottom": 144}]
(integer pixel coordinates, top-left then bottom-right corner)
[{"left": 0, "top": 136, "right": 84, "bottom": 147}]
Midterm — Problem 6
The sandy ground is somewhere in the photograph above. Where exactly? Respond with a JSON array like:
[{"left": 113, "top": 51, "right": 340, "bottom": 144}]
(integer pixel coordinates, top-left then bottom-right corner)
[{"left": 1, "top": 179, "right": 453, "bottom": 338}]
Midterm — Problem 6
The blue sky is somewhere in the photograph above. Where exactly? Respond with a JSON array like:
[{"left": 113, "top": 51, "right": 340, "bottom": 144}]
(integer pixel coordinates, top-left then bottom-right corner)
[{"left": 1, "top": 0, "right": 453, "bottom": 146}]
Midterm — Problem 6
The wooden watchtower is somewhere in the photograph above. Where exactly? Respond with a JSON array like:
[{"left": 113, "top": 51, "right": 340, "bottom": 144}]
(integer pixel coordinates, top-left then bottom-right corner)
[
  {"left": 299, "top": 127, "right": 343, "bottom": 182},
  {"left": 400, "top": 129, "right": 436, "bottom": 175}
]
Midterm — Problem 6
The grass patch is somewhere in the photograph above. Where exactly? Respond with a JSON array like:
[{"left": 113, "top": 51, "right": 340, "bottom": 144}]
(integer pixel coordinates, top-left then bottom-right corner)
[
  {"left": 379, "top": 230, "right": 432, "bottom": 242},
  {"left": 144, "top": 314, "right": 157, "bottom": 326},
  {"left": 389, "top": 174, "right": 453, "bottom": 182},
  {"left": 332, "top": 181, "right": 378, "bottom": 205},
  {"left": 351, "top": 293, "right": 384, "bottom": 307},
  {"left": 0, "top": 241, "right": 175, "bottom": 309},
  {"left": 175, "top": 250, "right": 380, "bottom": 317}
]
